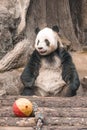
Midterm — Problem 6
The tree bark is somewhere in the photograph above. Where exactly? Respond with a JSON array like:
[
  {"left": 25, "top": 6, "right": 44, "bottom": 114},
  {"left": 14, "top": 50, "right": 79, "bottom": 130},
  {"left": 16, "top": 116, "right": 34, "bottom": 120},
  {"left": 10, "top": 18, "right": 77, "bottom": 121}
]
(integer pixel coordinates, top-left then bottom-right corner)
[
  {"left": 57, "top": 0, "right": 80, "bottom": 49},
  {"left": 81, "top": 0, "right": 87, "bottom": 45},
  {"left": 81, "top": 0, "right": 87, "bottom": 30},
  {"left": 25, "top": 0, "right": 80, "bottom": 50}
]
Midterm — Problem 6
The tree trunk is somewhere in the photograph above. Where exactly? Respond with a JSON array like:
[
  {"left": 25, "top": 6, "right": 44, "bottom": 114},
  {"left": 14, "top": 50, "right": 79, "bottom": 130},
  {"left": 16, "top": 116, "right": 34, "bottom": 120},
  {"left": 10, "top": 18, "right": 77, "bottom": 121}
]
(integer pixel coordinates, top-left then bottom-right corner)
[
  {"left": 57, "top": 0, "right": 80, "bottom": 50},
  {"left": 81, "top": 0, "right": 87, "bottom": 30},
  {"left": 81, "top": 0, "right": 87, "bottom": 45},
  {"left": 25, "top": 0, "right": 80, "bottom": 50},
  {"left": 0, "top": 0, "right": 85, "bottom": 72}
]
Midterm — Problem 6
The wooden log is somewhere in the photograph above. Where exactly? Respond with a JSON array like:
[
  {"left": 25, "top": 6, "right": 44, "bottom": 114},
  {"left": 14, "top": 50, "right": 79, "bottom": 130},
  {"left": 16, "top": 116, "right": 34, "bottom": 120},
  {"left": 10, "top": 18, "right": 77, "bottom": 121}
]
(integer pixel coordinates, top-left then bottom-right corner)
[
  {"left": 0, "top": 127, "right": 33, "bottom": 130},
  {"left": 0, "top": 117, "right": 36, "bottom": 127},
  {"left": 0, "top": 106, "right": 87, "bottom": 118},
  {"left": 41, "top": 107, "right": 87, "bottom": 118},
  {"left": 46, "top": 117, "right": 87, "bottom": 126},
  {"left": 0, "top": 117, "right": 87, "bottom": 127},
  {"left": 0, "top": 96, "right": 87, "bottom": 129},
  {"left": 0, "top": 39, "right": 33, "bottom": 72},
  {"left": 0, "top": 96, "right": 87, "bottom": 108},
  {"left": 0, "top": 126, "right": 87, "bottom": 130}
]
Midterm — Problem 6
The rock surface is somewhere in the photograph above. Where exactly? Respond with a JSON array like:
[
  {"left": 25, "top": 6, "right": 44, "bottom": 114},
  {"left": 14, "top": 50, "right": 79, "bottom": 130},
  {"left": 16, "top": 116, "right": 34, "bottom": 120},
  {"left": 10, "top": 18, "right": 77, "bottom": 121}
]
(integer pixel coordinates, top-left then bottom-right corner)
[
  {"left": 0, "top": 0, "right": 17, "bottom": 59},
  {"left": 0, "top": 69, "right": 23, "bottom": 96}
]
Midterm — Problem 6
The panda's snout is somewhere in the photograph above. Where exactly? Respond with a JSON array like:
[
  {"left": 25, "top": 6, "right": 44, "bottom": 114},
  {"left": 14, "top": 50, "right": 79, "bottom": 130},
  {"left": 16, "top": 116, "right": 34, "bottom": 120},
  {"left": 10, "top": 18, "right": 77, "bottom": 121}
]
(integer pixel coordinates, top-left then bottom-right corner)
[
  {"left": 38, "top": 47, "right": 43, "bottom": 50},
  {"left": 37, "top": 46, "right": 47, "bottom": 54}
]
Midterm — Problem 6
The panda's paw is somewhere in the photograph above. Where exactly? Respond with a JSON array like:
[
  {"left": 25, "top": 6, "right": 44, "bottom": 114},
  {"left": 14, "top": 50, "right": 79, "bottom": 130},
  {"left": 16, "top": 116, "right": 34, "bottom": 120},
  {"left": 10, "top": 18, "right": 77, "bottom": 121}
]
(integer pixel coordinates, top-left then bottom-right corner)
[
  {"left": 64, "top": 87, "right": 76, "bottom": 97},
  {"left": 21, "top": 87, "right": 35, "bottom": 96},
  {"left": 66, "top": 91, "right": 76, "bottom": 97}
]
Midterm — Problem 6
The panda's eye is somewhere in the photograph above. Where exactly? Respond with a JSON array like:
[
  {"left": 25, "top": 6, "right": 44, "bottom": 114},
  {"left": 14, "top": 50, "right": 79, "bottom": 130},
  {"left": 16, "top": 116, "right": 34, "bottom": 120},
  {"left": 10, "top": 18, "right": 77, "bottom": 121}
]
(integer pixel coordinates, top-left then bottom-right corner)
[
  {"left": 45, "top": 39, "right": 50, "bottom": 46},
  {"left": 37, "top": 40, "right": 40, "bottom": 45}
]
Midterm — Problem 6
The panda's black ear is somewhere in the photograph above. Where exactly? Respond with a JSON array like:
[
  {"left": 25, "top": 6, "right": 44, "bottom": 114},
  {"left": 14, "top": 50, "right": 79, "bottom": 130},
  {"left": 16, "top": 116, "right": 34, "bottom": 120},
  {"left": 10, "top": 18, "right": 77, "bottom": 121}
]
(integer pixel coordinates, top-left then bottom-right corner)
[
  {"left": 52, "top": 25, "right": 59, "bottom": 33},
  {"left": 35, "top": 27, "right": 40, "bottom": 35}
]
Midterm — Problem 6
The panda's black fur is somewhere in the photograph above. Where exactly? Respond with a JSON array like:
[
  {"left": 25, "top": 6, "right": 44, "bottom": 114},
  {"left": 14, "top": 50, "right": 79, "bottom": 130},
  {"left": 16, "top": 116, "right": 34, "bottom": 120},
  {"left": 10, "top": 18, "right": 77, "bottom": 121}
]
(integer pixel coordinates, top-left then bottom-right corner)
[
  {"left": 21, "top": 26, "right": 80, "bottom": 97},
  {"left": 58, "top": 48, "right": 80, "bottom": 96}
]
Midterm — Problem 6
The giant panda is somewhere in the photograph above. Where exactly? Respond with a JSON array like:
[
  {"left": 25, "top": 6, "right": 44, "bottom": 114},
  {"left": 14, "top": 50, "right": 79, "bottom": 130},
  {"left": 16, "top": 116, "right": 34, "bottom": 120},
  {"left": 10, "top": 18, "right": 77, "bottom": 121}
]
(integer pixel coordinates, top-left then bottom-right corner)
[{"left": 21, "top": 25, "right": 80, "bottom": 97}]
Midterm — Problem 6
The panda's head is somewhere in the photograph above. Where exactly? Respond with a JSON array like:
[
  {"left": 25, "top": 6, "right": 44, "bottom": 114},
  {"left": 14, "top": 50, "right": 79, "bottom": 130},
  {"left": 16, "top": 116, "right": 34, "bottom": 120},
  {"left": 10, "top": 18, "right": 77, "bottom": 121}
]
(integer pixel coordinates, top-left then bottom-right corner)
[{"left": 35, "top": 26, "right": 63, "bottom": 56}]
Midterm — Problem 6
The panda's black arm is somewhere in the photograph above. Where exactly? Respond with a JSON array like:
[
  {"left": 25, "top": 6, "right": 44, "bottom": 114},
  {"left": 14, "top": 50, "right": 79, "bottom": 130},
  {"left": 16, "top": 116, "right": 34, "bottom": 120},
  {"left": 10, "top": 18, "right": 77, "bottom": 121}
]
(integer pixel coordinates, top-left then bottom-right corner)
[
  {"left": 57, "top": 48, "right": 80, "bottom": 95},
  {"left": 21, "top": 50, "right": 41, "bottom": 88}
]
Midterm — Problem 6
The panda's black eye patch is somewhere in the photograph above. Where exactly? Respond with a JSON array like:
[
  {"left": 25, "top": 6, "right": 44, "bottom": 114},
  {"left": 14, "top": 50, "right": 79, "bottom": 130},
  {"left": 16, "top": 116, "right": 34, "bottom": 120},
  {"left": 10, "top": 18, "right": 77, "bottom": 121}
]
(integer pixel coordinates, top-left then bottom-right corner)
[
  {"left": 45, "top": 39, "right": 50, "bottom": 46},
  {"left": 37, "top": 40, "right": 40, "bottom": 45}
]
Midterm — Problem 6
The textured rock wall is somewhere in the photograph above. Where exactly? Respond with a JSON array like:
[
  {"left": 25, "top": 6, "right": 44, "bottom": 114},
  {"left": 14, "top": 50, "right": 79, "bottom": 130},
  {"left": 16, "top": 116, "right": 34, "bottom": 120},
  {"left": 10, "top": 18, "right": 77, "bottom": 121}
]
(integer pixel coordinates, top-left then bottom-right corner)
[{"left": 0, "top": 0, "right": 17, "bottom": 59}]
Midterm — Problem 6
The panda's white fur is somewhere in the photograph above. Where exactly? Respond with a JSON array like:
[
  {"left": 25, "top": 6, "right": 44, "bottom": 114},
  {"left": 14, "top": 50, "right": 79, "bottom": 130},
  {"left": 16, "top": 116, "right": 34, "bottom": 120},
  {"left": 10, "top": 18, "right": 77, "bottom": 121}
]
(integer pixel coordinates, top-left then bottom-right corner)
[
  {"left": 34, "top": 27, "right": 66, "bottom": 96},
  {"left": 35, "top": 55, "right": 66, "bottom": 96}
]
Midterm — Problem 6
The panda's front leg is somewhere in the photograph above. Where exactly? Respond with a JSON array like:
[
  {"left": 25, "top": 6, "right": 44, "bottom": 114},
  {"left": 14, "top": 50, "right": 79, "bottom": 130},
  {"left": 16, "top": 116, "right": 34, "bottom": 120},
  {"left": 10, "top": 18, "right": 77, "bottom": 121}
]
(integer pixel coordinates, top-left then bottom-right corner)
[
  {"left": 21, "top": 78, "right": 35, "bottom": 96},
  {"left": 20, "top": 50, "right": 41, "bottom": 95},
  {"left": 62, "top": 85, "right": 77, "bottom": 97},
  {"left": 58, "top": 48, "right": 80, "bottom": 97}
]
